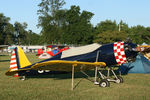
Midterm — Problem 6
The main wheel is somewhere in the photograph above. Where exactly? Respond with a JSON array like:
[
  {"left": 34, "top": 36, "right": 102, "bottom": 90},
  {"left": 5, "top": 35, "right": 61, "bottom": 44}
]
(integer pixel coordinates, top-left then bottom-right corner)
[
  {"left": 38, "top": 70, "right": 44, "bottom": 73},
  {"left": 99, "top": 79, "right": 110, "bottom": 87},
  {"left": 115, "top": 76, "right": 123, "bottom": 83}
]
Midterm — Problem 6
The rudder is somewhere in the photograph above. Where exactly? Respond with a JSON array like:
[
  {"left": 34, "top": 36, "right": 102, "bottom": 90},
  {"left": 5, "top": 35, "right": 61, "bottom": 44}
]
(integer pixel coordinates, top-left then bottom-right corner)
[{"left": 6, "top": 47, "right": 31, "bottom": 76}]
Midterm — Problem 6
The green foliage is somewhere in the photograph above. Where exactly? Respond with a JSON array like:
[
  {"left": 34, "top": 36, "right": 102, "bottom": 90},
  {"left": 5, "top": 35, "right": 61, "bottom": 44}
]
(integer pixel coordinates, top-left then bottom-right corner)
[
  {"left": 62, "top": 6, "right": 94, "bottom": 44},
  {"left": 0, "top": 13, "right": 14, "bottom": 45},
  {"left": 1, "top": 0, "right": 150, "bottom": 45},
  {"left": 95, "top": 20, "right": 118, "bottom": 33},
  {"left": 3, "top": 23, "right": 15, "bottom": 45},
  {"left": 38, "top": 0, "right": 66, "bottom": 17},
  {"left": 119, "top": 20, "right": 129, "bottom": 32},
  {"left": 38, "top": 0, "right": 66, "bottom": 44},
  {"left": 26, "top": 30, "right": 41, "bottom": 45},
  {"left": 0, "top": 13, "right": 42, "bottom": 45},
  {"left": 38, "top": 4, "right": 94, "bottom": 45},
  {"left": 128, "top": 25, "right": 150, "bottom": 44},
  {"left": 14, "top": 22, "right": 29, "bottom": 45},
  {"left": 94, "top": 30, "right": 128, "bottom": 44},
  {"left": 93, "top": 20, "right": 128, "bottom": 44}
]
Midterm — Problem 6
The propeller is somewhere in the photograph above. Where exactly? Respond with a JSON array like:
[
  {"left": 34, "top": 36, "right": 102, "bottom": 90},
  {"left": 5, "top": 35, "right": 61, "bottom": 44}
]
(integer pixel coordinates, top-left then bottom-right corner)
[{"left": 124, "top": 38, "right": 150, "bottom": 61}]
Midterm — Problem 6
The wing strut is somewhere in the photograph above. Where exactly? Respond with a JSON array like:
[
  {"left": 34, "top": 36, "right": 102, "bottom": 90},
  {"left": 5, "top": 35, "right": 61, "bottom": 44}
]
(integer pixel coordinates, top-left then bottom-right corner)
[
  {"left": 71, "top": 64, "right": 77, "bottom": 90},
  {"left": 94, "top": 50, "right": 100, "bottom": 84}
]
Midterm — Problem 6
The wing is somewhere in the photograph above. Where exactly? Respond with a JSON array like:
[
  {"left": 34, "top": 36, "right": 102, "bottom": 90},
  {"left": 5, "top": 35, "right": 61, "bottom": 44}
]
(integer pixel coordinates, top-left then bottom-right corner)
[
  {"left": 6, "top": 60, "right": 106, "bottom": 76},
  {"left": 32, "top": 60, "right": 106, "bottom": 71}
]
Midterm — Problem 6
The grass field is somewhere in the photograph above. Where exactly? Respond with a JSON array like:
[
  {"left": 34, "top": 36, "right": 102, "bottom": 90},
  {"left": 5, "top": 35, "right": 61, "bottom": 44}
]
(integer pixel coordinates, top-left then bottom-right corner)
[{"left": 0, "top": 53, "right": 150, "bottom": 100}]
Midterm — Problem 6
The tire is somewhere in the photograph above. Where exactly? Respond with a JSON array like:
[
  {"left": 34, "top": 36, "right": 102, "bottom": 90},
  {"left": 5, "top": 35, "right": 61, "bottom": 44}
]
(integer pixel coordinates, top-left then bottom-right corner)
[
  {"left": 38, "top": 70, "right": 44, "bottom": 73},
  {"left": 99, "top": 79, "right": 110, "bottom": 87},
  {"left": 115, "top": 76, "right": 123, "bottom": 83},
  {"left": 19, "top": 76, "right": 26, "bottom": 81}
]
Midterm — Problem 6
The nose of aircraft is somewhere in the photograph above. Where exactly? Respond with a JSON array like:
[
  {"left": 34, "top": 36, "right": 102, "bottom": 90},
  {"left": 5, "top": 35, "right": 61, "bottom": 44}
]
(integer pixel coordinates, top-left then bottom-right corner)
[
  {"left": 123, "top": 42, "right": 150, "bottom": 63},
  {"left": 123, "top": 42, "right": 138, "bottom": 62}
]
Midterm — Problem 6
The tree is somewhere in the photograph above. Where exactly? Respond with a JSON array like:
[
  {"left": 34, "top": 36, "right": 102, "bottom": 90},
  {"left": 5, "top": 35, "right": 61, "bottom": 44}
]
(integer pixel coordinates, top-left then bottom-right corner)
[
  {"left": 95, "top": 20, "right": 118, "bottom": 34},
  {"left": 38, "top": 0, "right": 66, "bottom": 44},
  {"left": 94, "top": 20, "right": 130, "bottom": 44},
  {"left": 27, "top": 30, "right": 41, "bottom": 45},
  {"left": 62, "top": 6, "right": 94, "bottom": 44},
  {"left": 3, "top": 23, "right": 15, "bottom": 45},
  {"left": 118, "top": 20, "right": 129, "bottom": 32},
  {"left": 38, "top": 1, "right": 94, "bottom": 45},
  {"left": 14, "top": 22, "right": 28, "bottom": 45},
  {"left": 38, "top": 0, "right": 65, "bottom": 17},
  {"left": 128, "top": 25, "right": 150, "bottom": 44},
  {"left": 0, "top": 13, "right": 14, "bottom": 45},
  {"left": 94, "top": 30, "right": 127, "bottom": 44},
  {"left": 145, "top": 27, "right": 150, "bottom": 44}
]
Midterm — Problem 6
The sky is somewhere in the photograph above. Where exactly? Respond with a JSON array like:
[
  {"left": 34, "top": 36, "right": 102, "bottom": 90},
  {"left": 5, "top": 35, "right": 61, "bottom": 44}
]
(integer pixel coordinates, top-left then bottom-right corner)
[{"left": 0, "top": 0, "right": 150, "bottom": 34}]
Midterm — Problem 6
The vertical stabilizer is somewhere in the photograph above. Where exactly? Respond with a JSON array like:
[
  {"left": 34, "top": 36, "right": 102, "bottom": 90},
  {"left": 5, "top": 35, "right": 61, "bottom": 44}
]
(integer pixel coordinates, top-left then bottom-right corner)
[
  {"left": 6, "top": 47, "right": 31, "bottom": 76},
  {"left": 9, "top": 47, "right": 31, "bottom": 71},
  {"left": 17, "top": 47, "right": 31, "bottom": 68}
]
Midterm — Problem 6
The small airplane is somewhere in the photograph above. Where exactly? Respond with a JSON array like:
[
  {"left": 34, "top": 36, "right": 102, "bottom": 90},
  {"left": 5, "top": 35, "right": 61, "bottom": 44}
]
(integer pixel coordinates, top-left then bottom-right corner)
[
  {"left": 5, "top": 41, "right": 150, "bottom": 90},
  {"left": 37, "top": 45, "right": 70, "bottom": 59}
]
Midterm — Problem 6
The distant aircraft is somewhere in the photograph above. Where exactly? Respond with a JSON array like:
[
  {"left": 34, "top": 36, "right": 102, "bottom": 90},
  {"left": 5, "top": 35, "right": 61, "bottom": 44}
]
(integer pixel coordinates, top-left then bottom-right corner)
[
  {"left": 37, "top": 45, "right": 70, "bottom": 59},
  {"left": 5, "top": 41, "right": 150, "bottom": 90}
]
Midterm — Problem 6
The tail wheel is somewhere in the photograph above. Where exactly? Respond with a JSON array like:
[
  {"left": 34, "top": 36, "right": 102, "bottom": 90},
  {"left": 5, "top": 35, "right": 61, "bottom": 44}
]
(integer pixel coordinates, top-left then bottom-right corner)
[
  {"left": 19, "top": 76, "right": 26, "bottom": 81},
  {"left": 115, "top": 76, "right": 123, "bottom": 83},
  {"left": 99, "top": 79, "right": 110, "bottom": 87}
]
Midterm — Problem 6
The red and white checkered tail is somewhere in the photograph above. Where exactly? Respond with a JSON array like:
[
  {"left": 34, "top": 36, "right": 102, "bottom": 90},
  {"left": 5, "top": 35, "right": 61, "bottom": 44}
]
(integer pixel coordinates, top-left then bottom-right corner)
[
  {"left": 114, "top": 42, "right": 127, "bottom": 64},
  {"left": 10, "top": 49, "right": 19, "bottom": 77}
]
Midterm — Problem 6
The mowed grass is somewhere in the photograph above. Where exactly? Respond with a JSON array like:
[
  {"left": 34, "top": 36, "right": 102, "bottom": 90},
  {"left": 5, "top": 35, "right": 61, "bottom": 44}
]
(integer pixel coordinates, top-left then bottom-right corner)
[{"left": 0, "top": 53, "right": 150, "bottom": 100}]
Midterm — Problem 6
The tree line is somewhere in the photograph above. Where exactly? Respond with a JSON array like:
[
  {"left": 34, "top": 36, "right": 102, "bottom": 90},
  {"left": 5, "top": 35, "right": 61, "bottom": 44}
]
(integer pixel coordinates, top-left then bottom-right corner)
[
  {"left": 0, "top": 0, "right": 150, "bottom": 45},
  {"left": 0, "top": 13, "right": 41, "bottom": 45}
]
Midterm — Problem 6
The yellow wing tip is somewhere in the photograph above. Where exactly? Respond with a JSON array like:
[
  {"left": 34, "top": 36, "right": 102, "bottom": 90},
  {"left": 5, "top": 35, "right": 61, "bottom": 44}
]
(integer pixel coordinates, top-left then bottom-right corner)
[{"left": 94, "top": 62, "right": 106, "bottom": 66}]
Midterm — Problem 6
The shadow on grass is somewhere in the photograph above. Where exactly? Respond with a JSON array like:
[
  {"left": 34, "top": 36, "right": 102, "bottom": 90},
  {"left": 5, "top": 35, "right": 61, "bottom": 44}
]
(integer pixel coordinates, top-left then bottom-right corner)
[
  {"left": 25, "top": 69, "right": 123, "bottom": 80},
  {"left": 0, "top": 54, "right": 9, "bottom": 56},
  {"left": 25, "top": 70, "right": 96, "bottom": 80},
  {"left": 0, "top": 60, "right": 10, "bottom": 62}
]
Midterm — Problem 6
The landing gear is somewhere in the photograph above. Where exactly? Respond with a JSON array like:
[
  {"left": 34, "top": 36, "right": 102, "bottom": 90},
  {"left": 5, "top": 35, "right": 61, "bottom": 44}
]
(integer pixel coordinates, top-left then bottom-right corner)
[
  {"left": 94, "top": 67, "right": 124, "bottom": 87},
  {"left": 19, "top": 76, "right": 26, "bottom": 81},
  {"left": 99, "top": 79, "right": 110, "bottom": 87},
  {"left": 114, "top": 76, "right": 123, "bottom": 83}
]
